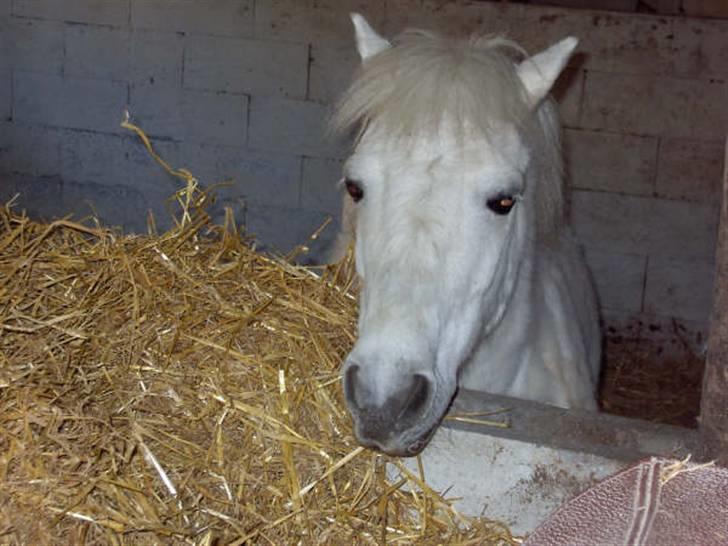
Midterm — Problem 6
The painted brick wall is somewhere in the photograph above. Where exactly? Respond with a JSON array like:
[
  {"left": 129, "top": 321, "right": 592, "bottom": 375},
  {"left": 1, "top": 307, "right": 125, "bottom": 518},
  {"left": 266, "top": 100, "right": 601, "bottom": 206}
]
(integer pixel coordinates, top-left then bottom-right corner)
[{"left": 0, "top": 0, "right": 726, "bottom": 338}]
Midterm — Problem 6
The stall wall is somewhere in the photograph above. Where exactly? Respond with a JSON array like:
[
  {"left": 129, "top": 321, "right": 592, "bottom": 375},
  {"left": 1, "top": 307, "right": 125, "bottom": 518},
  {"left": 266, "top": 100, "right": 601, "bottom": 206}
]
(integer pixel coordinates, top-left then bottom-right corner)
[{"left": 1, "top": 0, "right": 726, "bottom": 338}]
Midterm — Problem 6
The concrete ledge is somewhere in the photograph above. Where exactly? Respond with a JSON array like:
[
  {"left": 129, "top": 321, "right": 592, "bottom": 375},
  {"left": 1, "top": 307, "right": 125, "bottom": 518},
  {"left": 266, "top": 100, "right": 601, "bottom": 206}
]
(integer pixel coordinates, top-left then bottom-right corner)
[
  {"left": 396, "top": 389, "right": 701, "bottom": 535},
  {"left": 447, "top": 389, "right": 700, "bottom": 461}
]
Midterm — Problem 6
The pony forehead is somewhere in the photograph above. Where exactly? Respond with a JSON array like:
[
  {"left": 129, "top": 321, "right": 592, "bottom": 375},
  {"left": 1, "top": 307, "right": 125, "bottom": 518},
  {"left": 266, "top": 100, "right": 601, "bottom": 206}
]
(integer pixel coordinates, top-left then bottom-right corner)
[
  {"left": 331, "top": 29, "right": 533, "bottom": 142},
  {"left": 346, "top": 121, "right": 528, "bottom": 178}
]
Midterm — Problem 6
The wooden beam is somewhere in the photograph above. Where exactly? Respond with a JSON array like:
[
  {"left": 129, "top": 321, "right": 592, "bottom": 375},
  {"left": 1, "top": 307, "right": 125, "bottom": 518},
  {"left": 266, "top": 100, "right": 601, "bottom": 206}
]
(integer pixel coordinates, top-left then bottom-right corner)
[{"left": 700, "top": 137, "right": 728, "bottom": 465}]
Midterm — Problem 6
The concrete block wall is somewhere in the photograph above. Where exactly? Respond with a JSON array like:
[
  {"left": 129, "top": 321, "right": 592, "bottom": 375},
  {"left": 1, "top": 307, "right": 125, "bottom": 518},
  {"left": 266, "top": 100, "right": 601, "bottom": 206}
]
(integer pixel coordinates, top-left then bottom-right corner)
[{"left": 0, "top": 0, "right": 726, "bottom": 337}]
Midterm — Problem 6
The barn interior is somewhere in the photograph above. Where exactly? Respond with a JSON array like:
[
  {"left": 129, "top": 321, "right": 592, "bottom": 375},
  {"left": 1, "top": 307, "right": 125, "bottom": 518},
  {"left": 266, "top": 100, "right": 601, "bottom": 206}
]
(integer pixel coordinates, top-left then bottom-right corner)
[{"left": 0, "top": 0, "right": 726, "bottom": 542}]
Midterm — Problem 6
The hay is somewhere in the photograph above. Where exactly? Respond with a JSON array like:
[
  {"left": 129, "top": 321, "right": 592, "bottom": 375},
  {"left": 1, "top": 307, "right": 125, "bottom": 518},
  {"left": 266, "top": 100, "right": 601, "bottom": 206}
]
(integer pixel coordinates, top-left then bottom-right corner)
[{"left": 0, "top": 133, "right": 517, "bottom": 544}]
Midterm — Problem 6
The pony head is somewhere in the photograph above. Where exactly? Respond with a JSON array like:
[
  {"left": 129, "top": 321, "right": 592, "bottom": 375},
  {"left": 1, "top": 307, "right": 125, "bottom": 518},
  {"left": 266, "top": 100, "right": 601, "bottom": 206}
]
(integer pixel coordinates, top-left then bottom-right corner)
[{"left": 334, "top": 14, "right": 577, "bottom": 456}]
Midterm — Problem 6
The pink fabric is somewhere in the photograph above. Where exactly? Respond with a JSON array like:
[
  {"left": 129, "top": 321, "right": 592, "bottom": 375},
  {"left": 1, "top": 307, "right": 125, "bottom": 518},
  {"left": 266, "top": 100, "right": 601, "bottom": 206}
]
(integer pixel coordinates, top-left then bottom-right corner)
[{"left": 524, "top": 457, "right": 728, "bottom": 546}]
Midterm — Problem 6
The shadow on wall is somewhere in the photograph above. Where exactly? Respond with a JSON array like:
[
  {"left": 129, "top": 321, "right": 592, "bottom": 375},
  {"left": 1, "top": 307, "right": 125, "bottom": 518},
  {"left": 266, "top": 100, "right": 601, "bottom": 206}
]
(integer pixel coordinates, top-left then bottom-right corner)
[{"left": 0, "top": 170, "right": 341, "bottom": 265}]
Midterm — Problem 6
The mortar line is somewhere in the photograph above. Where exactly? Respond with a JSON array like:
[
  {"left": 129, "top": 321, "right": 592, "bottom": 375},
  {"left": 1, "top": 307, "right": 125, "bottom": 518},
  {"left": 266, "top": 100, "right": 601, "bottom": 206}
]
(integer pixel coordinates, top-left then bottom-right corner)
[
  {"left": 640, "top": 255, "right": 649, "bottom": 314},
  {"left": 180, "top": 29, "right": 187, "bottom": 89},
  {"left": 9, "top": 69, "right": 14, "bottom": 122},
  {"left": 576, "top": 68, "right": 587, "bottom": 128},
  {"left": 296, "top": 155, "right": 305, "bottom": 208},
  {"left": 126, "top": 1, "right": 132, "bottom": 108},
  {"left": 244, "top": 94, "right": 252, "bottom": 149},
  {"left": 652, "top": 136, "right": 662, "bottom": 195},
  {"left": 251, "top": 0, "right": 257, "bottom": 38},
  {"left": 305, "top": 43, "right": 313, "bottom": 101},
  {"left": 61, "top": 18, "right": 67, "bottom": 79}
]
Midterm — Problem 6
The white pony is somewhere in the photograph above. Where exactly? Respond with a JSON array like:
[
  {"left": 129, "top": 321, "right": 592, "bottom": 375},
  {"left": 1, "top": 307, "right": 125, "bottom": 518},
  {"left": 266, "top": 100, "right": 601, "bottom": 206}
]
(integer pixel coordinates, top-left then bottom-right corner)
[{"left": 333, "top": 14, "right": 601, "bottom": 456}]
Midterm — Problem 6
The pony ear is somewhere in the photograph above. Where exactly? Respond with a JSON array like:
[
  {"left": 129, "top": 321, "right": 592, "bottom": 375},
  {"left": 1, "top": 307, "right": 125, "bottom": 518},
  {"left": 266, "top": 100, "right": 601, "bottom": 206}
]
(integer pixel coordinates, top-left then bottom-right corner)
[
  {"left": 517, "top": 36, "right": 578, "bottom": 106},
  {"left": 351, "top": 13, "right": 390, "bottom": 61}
]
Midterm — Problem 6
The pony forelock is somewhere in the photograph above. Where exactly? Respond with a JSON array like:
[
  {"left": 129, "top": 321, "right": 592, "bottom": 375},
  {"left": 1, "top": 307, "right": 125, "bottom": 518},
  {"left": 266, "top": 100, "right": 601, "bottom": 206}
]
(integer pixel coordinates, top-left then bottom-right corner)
[{"left": 332, "top": 30, "right": 531, "bottom": 140}]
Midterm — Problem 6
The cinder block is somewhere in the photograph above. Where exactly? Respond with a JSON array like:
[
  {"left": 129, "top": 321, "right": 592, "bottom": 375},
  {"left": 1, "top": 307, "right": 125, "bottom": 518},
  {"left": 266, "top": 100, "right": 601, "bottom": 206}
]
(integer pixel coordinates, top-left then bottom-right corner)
[
  {"left": 244, "top": 204, "right": 338, "bottom": 262},
  {"left": 508, "top": 7, "right": 593, "bottom": 60},
  {"left": 14, "top": 73, "right": 128, "bottom": 133},
  {"left": 179, "top": 142, "right": 302, "bottom": 208},
  {"left": 184, "top": 35, "right": 307, "bottom": 99},
  {"left": 131, "top": 0, "right": 253, "bottom": 37},
  {"left": 583, "top": 249, "right": 646, "bottom": 313},
  {"left": 0, "top": 122, "right": 63, "bottom": 176},
  {"left": 6, "top": 17, "right": 64, "bottom": 74},
  {"left": 656, "top": 138, "right": 724, "bottom": 203},
  {"left": 255, "top": 0, "right": 386, "bottom": 46},
  {"left": 644, "top": 257, "right": 715, "bottom": 323},
  {"left": 571, "top": 190, "right": 719, "bottom": 261},
  {"left": 516, "top": 9, "right": 695, "bottom": 77},
  {"left": 61, "top": 179, "right": 172, "bottom": 233},
  {"left": 300, "top": 157, "right": 343, "bottom": 214},
  {"left": 12, "top": 0, "right": 130, "bottom": 26},
  {"left": 551, "top": 68, "right": 583, "bottom": 128},
  {"left": 564, "top": 129, "right": 657, "bottom": 196},
  {"left": 59, "top": 130, "right": 130, "bottom": 187},
  {"left": 383, "top": 0, "right": 523, "bottom": 38},
  {"left": 129, "top": 85, "right": 247, "bottom": 146},
  {"left": 124, "top": 136, "right": 182, "bottom": 198},
  {"left": 59, "top": 129, "right": 180, "bottom": 204},
  {"left": 3, "top": 173, "right": 65, "bottom": 222},
  {"left": 571, "top": 190, "right": 650, "bottom": 255},
  {"left": 4, "top": 170, "right": 172, "bottom": 234},
  {"left": 0, "top": 168, "right": 18, "bottom": 203},
  {"left": 673, "top": 19, "right": 728, "bottom": 79},
  {"left": 65, "top": 24, "right": 130, "bottom": 81},
  {"left": 586, "top": 14, "right": 692, "bottom": 77},
  {"left": 308, "top": 45, "right": 358, "bottom": 104},
  {"left": 581, "top": 71, "right": 728, "bottom": 140},
  {"left": 248, "top": 97, "right": 343, "bottom": 158},
  {"left": 527, "top": 0, "right": 637, "bottom": 11},
  {"left": 182, "top": 90, "right": 247, "bottom": 147},
  {"left": 128, "top": 84, "right": 182, "bottom": 139},
  {"left": 647, "top": 197, "right": 719, "bottom": 260},
  {"left": 0, "top": 0, "right": 9, "bottom": 15},
  {"left": 130, "top": 30, "right": 184, "bottom": 86}
]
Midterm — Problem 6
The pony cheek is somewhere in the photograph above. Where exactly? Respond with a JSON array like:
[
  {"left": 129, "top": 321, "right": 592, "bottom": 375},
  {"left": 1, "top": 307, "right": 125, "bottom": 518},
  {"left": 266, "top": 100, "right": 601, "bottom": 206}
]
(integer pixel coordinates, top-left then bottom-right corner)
[
  {"left": 353, "top": 237, "right": 367, "bottom": 280},
  {"left": 435, "top": 302, "right": 482, "bottom": 374}
]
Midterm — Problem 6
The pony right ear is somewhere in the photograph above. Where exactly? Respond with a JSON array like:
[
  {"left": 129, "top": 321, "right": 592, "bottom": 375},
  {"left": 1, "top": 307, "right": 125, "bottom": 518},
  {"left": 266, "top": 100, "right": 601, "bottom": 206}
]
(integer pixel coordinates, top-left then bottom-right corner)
[
  {"left": 351, "top": 13, "right": 390, "bottom": 61},
  {"left": 517, "top": 36, "right": 578, "bottom": 107}
]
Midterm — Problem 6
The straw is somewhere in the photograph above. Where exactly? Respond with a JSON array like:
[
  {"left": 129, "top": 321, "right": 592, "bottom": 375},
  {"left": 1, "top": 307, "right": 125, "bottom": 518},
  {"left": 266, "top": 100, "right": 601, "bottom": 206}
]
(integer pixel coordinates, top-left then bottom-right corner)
[{"left": 0, "top": 122, "right": 518, "bottom": 545}]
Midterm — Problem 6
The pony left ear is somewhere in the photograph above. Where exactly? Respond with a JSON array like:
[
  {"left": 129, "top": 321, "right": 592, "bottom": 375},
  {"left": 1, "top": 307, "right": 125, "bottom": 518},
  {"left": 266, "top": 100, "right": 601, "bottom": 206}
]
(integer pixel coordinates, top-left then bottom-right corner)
[
  {"left": 351, "top": 13, "right": 390, "bottom": 61},
  {"left": 517, "top": 37, "right": 578, "bottom": 106}
]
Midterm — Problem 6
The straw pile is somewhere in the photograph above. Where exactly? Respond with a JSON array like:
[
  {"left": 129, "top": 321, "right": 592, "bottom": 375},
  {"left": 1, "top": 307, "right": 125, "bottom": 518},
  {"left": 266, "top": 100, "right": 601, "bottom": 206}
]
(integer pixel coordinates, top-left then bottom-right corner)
[{"left": 0, "top": 175, "right": 517, "bottom": 542}]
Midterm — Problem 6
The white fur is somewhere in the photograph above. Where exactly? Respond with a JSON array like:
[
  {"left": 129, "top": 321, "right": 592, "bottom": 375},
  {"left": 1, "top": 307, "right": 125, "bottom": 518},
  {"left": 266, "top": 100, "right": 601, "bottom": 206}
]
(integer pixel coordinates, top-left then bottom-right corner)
[{"left": 334, "top": 15, "right": 600, "bottom": 453}]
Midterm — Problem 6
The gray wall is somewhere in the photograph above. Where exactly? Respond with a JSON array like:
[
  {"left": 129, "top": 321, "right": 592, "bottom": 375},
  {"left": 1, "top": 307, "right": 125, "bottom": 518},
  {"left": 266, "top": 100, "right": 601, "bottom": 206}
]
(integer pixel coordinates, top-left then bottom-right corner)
[{"left": 1, "top": 0, "right": 726, "bottom": 339}]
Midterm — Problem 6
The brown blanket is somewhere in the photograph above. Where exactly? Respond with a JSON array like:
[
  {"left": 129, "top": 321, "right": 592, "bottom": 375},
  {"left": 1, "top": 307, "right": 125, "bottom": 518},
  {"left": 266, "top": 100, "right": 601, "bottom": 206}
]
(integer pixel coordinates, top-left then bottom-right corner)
[{"left": 524, "top": 457, "right": 728, "bottom": 546}]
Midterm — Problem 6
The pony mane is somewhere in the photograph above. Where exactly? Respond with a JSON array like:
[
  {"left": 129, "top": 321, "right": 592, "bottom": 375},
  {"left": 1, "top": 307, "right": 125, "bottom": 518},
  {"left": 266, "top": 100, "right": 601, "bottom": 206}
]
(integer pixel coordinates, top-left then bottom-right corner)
[{"left": 332, "top": 29, "right": 566, "bottom": 241}]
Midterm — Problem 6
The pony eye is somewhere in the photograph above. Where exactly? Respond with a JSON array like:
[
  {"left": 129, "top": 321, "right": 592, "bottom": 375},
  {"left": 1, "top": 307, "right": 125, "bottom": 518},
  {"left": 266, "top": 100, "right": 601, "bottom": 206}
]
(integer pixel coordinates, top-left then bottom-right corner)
[
  {"left": 486, "top": 195, "right": 516, "bottom": 215},
  {"left": 345, "top": 179, "right": 364, "bottom": 203}
]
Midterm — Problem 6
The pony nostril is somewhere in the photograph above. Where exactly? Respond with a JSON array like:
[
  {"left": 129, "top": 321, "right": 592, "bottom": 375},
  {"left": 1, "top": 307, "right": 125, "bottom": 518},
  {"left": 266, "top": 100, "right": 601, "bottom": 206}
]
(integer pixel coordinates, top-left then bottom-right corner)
[
  {"left": 400, "top": 374, "right": 431, "bottom": 421},
  {"left": 344, "top": 364, "right": 362, "bottom": 410},
  {"left": 344, "top": 366, "right": 432, "bottom": 425}
]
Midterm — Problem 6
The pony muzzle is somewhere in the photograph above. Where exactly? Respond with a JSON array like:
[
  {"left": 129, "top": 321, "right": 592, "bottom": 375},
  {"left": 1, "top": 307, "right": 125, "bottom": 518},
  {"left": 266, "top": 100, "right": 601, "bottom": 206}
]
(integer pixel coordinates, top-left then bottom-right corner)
[{"left": 343, "top": 362, "right": 437, "bottom": 456}]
